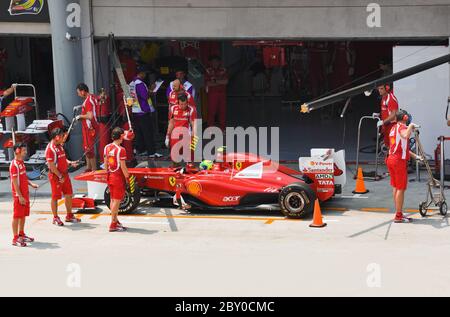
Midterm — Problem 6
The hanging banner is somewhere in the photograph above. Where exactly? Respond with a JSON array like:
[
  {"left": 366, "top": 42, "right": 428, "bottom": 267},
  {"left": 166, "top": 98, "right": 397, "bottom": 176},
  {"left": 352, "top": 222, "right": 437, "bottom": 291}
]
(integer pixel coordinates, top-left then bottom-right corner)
[
  {"left": 0, "top": 0, "right": 49, "bottom": 22},
  {"left": 9, "top": 0, "right": 44, "bottom": 16}
]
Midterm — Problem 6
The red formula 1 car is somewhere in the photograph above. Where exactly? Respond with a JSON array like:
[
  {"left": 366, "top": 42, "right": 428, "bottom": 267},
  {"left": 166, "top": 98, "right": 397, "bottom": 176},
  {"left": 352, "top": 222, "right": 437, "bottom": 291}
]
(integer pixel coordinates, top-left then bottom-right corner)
[{"left": 75, "top": 153, "right": 342, "bottom": 218}]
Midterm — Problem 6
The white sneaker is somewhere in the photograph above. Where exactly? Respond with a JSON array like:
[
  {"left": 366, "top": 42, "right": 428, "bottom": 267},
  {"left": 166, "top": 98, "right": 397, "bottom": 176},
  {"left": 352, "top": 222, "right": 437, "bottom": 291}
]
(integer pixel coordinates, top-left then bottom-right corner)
[{"left": 149, "top": 153, "right": 163, "bottom": 158}]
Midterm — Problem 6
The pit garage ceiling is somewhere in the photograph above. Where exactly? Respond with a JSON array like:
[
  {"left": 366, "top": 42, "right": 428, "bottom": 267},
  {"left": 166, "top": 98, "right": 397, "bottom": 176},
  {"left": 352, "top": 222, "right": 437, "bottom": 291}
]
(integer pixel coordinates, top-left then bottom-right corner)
[{"left": 92, "top": 0, "right": 450, "bottom": 39}]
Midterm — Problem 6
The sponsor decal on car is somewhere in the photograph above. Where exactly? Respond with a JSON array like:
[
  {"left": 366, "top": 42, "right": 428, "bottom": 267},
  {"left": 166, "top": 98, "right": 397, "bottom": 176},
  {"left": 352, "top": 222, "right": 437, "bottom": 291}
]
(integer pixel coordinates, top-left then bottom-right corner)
[
  {"left": 187, "top": 181, "right": 202, "bottom": 196},
  {"left": 169, "top": 176, "right": 176, "bottom": 187},
  {"left": 235, "top": 162, "right": 243, "bottom": 170},
  {"left": 223, "top": 196, "right": 240, "bottom": 202},
  {"left": 315, "top": 174, "right": 333, "bottom": 180}
]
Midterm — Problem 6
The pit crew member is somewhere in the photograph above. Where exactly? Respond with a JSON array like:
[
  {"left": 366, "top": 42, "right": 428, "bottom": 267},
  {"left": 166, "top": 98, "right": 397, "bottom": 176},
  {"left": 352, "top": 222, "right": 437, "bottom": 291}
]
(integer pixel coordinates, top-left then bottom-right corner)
[
  {"left": 205, "top": 55, "right": 228, "bottom": 131},
  {"left": 104, "top": 127, "right": 130, "bottom": 232},
  {"left": 46, "top": 128, "right": 80, "bottom": 226},
  {"left": 166, "top": 69, "right": 196, "bottom": 98},
  {"left": 377, "top": 83, "right": 399, "bottom": 149},
  {"left": 10, "top": 143, "right": 39, "bottom": 247},
  {"left": 168, "top": 79, "right": 196, "bottom": 110},
  {"left": 76, "top": 83, "right": 98, "bottom": 172},
  {"left": 166, "top": 93, "right": 198, "bottom": 163},
  {"left": 387, "top": 110, "right": 421, "bottom": 223}
]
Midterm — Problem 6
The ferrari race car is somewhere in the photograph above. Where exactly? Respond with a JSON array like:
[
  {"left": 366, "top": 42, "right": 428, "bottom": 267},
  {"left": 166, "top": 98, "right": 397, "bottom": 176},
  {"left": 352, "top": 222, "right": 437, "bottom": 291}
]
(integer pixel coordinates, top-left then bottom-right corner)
[{"left": 75, "top": 151, "right": 345, "bottom": 219}]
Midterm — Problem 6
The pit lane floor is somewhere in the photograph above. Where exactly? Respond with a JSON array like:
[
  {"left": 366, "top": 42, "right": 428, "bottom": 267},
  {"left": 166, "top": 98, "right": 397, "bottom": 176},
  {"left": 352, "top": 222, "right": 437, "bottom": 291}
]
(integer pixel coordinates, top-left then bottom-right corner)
[{"left": 0, "top": 166, "right": 449, "bottom": 296}]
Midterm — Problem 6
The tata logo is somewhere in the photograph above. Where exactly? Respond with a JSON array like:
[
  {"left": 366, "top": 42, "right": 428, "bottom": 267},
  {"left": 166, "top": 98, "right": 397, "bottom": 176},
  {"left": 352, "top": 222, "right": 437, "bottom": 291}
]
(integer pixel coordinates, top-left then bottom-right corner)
[
  {"left": 318, "top": 180, "right": 333, "bottom": 186},
  {"left": 223, "top": 196, "right": 240, "bottom": 202}
]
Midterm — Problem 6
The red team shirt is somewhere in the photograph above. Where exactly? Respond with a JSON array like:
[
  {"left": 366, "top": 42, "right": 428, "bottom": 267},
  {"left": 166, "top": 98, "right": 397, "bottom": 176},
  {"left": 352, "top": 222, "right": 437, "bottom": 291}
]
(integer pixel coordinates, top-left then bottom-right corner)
[
  {"left": 205, "top": 67, "right": 228, "bottom": 94},
  {"left": 389, "top": 122, "right": 410, "bottom": 161},
  {"left": 46, "top": 142, "right": 73, "bottom": 200},
  {"left": 381, "top": 92, "right": 399, "bottom": 121},
  {"left": 104, "top": 143, "right": 127, "bottom": 178},
  {"left": 104, "top": 143, "right": 127, "bottom": 200},
  {"left": 387, "top": 122, "right": 410, "bottom": 190},
  {"left": 10, "top": 159, "right": 29, "bottom": 199},
  {"left": 45, "top": 142, "right": 69, "bottom": 175},
  {"left": 168, "top": 104, "right": 197, "bottom": 131},
  {"left": 10, "top": 159, "right": 30, "bottom": 218},
  {"left": 168, "top": 90, "right": 196, "bottom": 111},
  {"left": 81, "top": 94, "right": 98, "bottom": 158}
]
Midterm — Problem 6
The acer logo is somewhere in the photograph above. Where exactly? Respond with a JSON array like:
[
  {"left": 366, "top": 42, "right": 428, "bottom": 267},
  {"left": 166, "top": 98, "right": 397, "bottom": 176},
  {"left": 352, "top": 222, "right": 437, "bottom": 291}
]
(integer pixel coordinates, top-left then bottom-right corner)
[{"left": 223, "top": 196, "right": 240, "bottom": 202}]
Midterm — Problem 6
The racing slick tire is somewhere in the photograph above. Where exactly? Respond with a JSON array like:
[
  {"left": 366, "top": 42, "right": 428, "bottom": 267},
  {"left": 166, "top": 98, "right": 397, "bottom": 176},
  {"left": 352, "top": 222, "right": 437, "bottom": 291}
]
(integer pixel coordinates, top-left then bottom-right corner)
[
  {"left": 104, "top": 186, "right": 141, "bottom": 214},
  {"left": 279, "top": 182, "right": 316, "bottom": 219}
]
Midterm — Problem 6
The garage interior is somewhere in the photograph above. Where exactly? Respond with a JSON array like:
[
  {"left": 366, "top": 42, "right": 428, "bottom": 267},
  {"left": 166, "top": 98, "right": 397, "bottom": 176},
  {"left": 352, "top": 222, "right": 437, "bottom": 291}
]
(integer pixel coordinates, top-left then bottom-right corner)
[
  {"left": 94, "top": 38, "right": 448, "bottom": 162},
  {"left": 0, "top": 36, "right": 55, "bottom": 115}
]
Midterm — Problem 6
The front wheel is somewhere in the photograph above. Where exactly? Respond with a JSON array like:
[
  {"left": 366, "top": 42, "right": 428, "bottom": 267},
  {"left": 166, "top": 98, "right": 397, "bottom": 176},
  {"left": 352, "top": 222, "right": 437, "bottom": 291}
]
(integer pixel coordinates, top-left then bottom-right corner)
[
  {"left": 419, "top": 202, "right": 427, "bottom": 217},
  {"left": 104, "top": 186, "right": 141, "bottom": 214},
  {"left": 279, "top": 183, "right": 316, "bottom": 219},
  {"left": 440, "top": 201, "right": 448, "bottom": 216}
]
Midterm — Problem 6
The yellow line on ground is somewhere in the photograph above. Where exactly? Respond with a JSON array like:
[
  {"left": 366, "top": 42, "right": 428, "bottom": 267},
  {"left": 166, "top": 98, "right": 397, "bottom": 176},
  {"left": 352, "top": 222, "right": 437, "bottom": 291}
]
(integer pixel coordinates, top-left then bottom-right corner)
[
  {"left": 35, "top": 212, "right": 304, "bottom": 223},
  {"left": 360, "top": 208, "right": 390, "bottom": 212},
  {"left": 323, "top": 207, "right": 348, "bottom": 212},
  {"left": 405, "top": 209, "right": 419, "bottom": 213},
  {"left": 90, "top": 214, "right": 101, "bottom": 220},
  {"left": 57, "top": 199, "right": 65, "bottom": 207},
  {"left": 265, "top": 219, "right": 275, "bottom": 225}
]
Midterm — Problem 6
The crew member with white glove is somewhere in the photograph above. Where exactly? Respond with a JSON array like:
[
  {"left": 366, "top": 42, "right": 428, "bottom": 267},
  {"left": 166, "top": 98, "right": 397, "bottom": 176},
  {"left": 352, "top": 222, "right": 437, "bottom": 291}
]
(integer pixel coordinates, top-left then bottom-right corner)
[
  {"left": 76, "top": 83, "right": 98, "bottom": 172},
  {"left": 377, "top": 83, "right": 399, "bottom": 148},
  {"left": 166, "top": 93, "right": 198, "bottom": 164}
]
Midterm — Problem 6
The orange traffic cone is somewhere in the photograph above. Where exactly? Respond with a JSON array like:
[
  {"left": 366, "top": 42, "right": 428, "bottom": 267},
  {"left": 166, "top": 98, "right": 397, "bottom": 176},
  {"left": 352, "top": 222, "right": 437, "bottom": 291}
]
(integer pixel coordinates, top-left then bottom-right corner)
[
  {"left": 352, "top": 167, "right": 369, "bottom": 194},
  {"left": 309, "top": 199, "right": 327, "bottom": 228}
]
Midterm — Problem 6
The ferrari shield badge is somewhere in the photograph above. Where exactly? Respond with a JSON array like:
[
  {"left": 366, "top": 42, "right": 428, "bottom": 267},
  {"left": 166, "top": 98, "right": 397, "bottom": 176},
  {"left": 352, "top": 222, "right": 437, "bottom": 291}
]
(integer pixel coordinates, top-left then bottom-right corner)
[
  {"left": 235, "top": 162, "right": 243, "bottom": 170},
  {"left": 169, "top": 176, "right": 176, "bottom": 187},
  {"left": 9, "top": 0, "right": 44, "bottom": 16}
]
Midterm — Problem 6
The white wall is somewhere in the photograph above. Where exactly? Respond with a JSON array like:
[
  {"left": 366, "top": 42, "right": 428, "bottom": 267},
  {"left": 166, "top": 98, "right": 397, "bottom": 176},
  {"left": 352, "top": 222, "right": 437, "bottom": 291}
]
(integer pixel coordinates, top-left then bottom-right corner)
[{"left": 393, "top": 46, "right": 450, "bottom": 155}]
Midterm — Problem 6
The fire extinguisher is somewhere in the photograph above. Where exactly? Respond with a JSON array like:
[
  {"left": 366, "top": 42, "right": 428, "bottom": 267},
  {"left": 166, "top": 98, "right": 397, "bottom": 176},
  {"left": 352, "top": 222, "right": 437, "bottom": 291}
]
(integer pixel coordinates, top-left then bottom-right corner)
[{"left": 96, "top": 88, "right": 112, "bottom": 161}]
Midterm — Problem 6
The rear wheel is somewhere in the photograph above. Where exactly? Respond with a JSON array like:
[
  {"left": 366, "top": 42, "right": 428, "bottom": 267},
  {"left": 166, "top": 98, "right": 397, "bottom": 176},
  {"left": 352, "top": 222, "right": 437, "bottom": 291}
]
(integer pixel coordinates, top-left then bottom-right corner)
[
  {"left": 279, "top": 183, "right": 316, "bottom": 219},
  {"left": 104, "top": 186, "right": 141, "bottom": 214}
]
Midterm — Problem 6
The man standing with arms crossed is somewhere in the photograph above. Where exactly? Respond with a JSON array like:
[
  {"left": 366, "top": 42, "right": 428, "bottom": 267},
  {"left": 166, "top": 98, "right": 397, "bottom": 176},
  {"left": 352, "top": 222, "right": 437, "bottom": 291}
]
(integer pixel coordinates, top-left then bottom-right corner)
[
  {"left": 46, "top": 128, "right": 80, "bottom": 226},
  {"left": 10, "top": 143, "right": 39, "bottom": 247},
  {"left": 104, "top": 127, "right": 130, "bottom": 232},
  {"left": 205, "top": 55, "right": 228, "bottom": 131}
]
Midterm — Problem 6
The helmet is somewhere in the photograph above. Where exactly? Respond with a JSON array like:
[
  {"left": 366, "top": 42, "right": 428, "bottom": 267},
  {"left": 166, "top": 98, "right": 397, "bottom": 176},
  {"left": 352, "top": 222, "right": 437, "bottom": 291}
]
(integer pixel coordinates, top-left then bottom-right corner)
[{"left": 199, "top": 160, "right": 213, "bottom": 171}]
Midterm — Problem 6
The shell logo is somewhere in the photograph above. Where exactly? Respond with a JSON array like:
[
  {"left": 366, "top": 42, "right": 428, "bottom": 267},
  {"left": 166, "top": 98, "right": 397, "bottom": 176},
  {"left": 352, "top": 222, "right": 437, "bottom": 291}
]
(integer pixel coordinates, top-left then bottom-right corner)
[{"left": 187, "top": 181, "right": 202, "bottom": 196}]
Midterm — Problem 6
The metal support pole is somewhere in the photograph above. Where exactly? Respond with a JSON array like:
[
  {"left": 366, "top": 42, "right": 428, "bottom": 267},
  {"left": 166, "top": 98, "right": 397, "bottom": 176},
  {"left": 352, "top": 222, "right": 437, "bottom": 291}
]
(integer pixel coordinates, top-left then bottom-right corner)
[
  {"left": 415, "top": 130, "right": 420, "bottom": 182},
  {"left": 355, "top": 115, "right": 382, "bottom": 180},
  {"left": 440, "top": 136, "right": 445, "bottom": 191}
]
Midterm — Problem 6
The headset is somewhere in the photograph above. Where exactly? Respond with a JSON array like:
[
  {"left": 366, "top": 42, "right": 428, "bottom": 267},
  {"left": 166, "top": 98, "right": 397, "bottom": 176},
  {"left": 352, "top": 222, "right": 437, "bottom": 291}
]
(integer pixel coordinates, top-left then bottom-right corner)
[
  {"left": 50, "top": 128, "right": 64, "bottom": 143},
  {"left": 396, "top": 109, "right": 412, "bottom": 124},
  {"left": 13, "top": 143, "right": 26, "bottom": 155}
]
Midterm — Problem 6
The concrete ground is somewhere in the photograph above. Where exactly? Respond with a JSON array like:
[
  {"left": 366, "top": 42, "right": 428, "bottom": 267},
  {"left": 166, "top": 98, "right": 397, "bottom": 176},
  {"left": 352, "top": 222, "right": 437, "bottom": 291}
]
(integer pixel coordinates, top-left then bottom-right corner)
[{"left": 0, "top": 164, "right": 449, "bottom": 297}]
